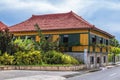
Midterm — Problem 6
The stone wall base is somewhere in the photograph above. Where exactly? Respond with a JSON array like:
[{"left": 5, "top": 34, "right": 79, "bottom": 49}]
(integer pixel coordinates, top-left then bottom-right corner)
[{"left": 0, "top": 65, "right": 86, "bottom": 71}]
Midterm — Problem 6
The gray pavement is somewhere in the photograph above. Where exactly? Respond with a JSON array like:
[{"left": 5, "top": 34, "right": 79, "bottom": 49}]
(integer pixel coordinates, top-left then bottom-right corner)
[
  {"left": 0, "top": 70, "right": 79, "bottom": 80},
  {"left": 66, "top": 65, "right": 120, "bottom": 80},
  {"left": 0, "top": 63, "right": 119, "bottom": 80}
]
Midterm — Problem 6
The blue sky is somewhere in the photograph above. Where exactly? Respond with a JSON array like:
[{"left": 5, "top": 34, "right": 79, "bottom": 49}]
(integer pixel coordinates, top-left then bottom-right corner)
[{"left": 0, "top": 0, "right": 120, "bottom": 41}]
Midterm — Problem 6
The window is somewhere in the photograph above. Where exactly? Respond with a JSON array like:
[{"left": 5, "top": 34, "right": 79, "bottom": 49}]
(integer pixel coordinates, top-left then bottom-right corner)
[
  {"left": 106, "top": 40, "right": 108, "bottom": 45},
  {"left": 45, "top": 35, "right": 50, "bottom": 40},
  {"left": 26, "top": 35, "right": 35, "bottom": 41},
  {"left": 90, "top": 56, "right": 94, "bottom": 64},
  {"left": 103, "top": 56, "right": 106, "bottom": 63},
  {"left": 60, "top": 34, "right": 80, "bottom": 46},
  {"left": 100, "top": 38, "right": 103, "bottom": 44},
  {"left": 90, "top": 34, "right": 97, "bottom": 45},
  {"left": 59, "top": 34, "right": 80, "bottom": 52},
  {"left": 20, "top": 36, "right": 26, "bottom": 39},
  {"left": 97, "top": 57, "right": 100, "bottom": 63},
  {"left": 63, "top": 35, "right": 69, "bottom": 43}
]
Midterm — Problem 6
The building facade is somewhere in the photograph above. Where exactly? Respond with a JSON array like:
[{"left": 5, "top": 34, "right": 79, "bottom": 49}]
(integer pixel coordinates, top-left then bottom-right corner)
[{"left": 9, "top": 11, "right": 114, "bottom": 68}]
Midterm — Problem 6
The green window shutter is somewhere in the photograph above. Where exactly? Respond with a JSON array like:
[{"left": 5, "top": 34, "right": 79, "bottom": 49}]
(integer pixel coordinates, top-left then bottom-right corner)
[
  {"left": 26, "top": 35, "right": 36, "bottom": 41},
  {"left": 59, "top": 34, "right": 64, "bottom": 46},
  {"left": 107, "top": 39, "right": 110, "bottom": 45},
  {"left": 104, "top": 39, "right": 106, "bottom": 45},
  {"left": 96, "top": 36, "right": 100, "bottom": 44},
  {"left": 68, "top": 34, "right": 80, "bottom": 46},
  {"left": 90, "top": 34, "right": 94, "bottom": 45},
  {"left": 20, "top": 36, "right": 26, "bottom": 39}
]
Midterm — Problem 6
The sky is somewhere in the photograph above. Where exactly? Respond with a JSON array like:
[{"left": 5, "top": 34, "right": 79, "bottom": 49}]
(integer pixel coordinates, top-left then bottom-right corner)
[{"left": 0, "top": 0, "right": 120, "bottom": 41}]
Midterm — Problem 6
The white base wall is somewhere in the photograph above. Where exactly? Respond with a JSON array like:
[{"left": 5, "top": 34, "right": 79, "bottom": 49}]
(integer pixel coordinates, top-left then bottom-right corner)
[{"left": 65, "top": 52, "right": 108, "bottom": 68}]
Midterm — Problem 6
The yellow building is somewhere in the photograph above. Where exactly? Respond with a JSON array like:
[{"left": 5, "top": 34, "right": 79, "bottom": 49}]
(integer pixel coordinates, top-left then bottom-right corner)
[{"left": 9, "top": 11, "right": 114, "bottom": 68}]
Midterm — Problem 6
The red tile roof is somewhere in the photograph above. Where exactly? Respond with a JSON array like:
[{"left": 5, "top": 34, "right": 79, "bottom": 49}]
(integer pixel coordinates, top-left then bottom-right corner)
[
  {"left": 0, "top": 21, "right": 8, "bottom": 31},
  {"left": 9, "top": 11, "right": 114, "bottom": 38}
]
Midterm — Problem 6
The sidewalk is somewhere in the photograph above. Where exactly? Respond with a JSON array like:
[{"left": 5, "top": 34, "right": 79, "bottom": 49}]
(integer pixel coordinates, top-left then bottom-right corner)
[
  {"left": 4, "top": 70, "right": 93, "bottom": 80},
  {"left": 3, "top": 63, "right": 120, "bottom": 80},
  {"left": 5, "top": 75, "right": 66, "bottom": 80},
  {"left": 0, "top": 70, "right": 79, "bottom": 80}
]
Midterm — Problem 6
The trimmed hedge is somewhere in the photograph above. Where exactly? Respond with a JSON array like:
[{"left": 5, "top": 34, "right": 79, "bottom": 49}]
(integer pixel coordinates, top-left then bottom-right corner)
[
  {"left": 43, "top": 50, "right": 79, "bottom": 65},
  {"left": 14, "top": 50, "right": 42, "bottom": 65},
  {"left": 0, "top": 50, "right": 80, "bottom": 65},
  {"left": 0, "top": 53, "right": 14, "bottom": 65}
]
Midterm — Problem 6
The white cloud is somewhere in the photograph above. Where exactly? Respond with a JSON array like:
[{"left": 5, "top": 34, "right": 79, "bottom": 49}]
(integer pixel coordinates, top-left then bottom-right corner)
[
  {"left": 0, "top": 0, "right": 120, "bottom": 40},
  {"left": 0, "top": 0, "right": 96, "bottom": 13},
  {"left": 1, "top": 0, "right": 120, "bottom": 15}
]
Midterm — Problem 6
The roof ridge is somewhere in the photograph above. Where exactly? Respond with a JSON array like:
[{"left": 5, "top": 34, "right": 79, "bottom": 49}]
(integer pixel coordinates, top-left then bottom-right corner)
[
  {"left": 70, "top": 11, "right": 94, "bottom": 27},
  {"left": 32, "top": 11, "right": 72, "bottom": 17},
  {"left": 0, "top": 21, "right": 8, "bottom": 27}
]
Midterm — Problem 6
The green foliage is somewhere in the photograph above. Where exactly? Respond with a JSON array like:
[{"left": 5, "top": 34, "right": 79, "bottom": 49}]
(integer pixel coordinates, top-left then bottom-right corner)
[
  {"left": 43, "top": 50, "right": 79, "bottom": 65},
  {"left": 110, "top": 47, "right": 120, "bottom": 54},
  {"left": 13, "top": 37, "right": 35, "bottom": 52},
  {"left": 14, "top": 50, "right": 42, "bottom": 65},
  {"left": 110, "top": 38, "right": 120, "bottom": 47},
  {"left": 109, "top": 47, "right": 120, "bottom": 64},
  {"left": 43, "top": 50, "right": 62, "bottom": 64},
  {"left": 97, "top": 44, "right": 106, "bottom": 48},
  {"left": 108, "top": 53, "right": 113, "bottom": 62},
  {"left": 34, "top": 24, "right": 59, "bottom": 53},
  {"left": 62, "top": 54, "right": 79, "bottom": 65},
  {"left": 0, "top": 29, "right": 13, "bottom": 54},
  {"left": 0, "top": 52, "right": 14, "bottom": 65}
]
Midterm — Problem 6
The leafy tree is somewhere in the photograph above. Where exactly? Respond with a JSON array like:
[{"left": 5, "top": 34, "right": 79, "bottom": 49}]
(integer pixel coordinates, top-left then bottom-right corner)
[
  {"left": 0, "top": 29, "right": 13, "bottom": 54},
  {"left": 13, "top": 37, "right": 35, "bottom": 52},
  {"left": 110, "top": 47, "right": 120, "bottom": 64},
  {"left": 110, "top": 38, "right": 119, "bottom": 47},
  {"left": 109, "top": 38, "right": 120, "bottom": 64},
  {"left": 34, "top": 24, "right": 59, "bottom": 53}
]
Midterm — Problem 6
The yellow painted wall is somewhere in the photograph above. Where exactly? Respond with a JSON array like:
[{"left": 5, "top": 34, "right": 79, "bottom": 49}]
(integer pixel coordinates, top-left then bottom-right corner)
[
  {"left": 96, "top": 47, "right": 100, "bottom": 52},
  {"left": 102, "top": 48, "right": 106, "bottom": 53},
  {"left": 52, "top": 35, "right": 59, "bottom": 42},
  {"left": 12, "top": 29, "right": 88, "bottom": 36},
  {"left": 36, "top": 36, "right": 40, "bottom": 42},
  {"left": 90, "top": 46, "right": 108, "bottom": 53},
  {"left": 11, "top": 29, "right": 111, "bottom": 53},
  {"left": 72, "top": 46, "right": 88, "bottom": 52},
  {"left": 90, "top": 46, "right": 93, "bottom": 52},
  {"left": 80, "top": 34, "right": 88, "bottom": 45}
]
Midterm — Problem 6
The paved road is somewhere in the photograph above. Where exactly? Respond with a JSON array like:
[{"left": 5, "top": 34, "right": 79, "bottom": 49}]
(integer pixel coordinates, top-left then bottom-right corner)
[
  {"left": 66, "top": 66, "right": 120, "bottom": 80},
  {"left": 0, "top": 70, "right": 79, "bottom": 80}
]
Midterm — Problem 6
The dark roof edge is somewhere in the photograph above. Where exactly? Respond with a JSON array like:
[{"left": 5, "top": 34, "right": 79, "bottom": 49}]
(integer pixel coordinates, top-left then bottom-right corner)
[{"left": 91, "top": 26, "right": 114, "bottom": 38}]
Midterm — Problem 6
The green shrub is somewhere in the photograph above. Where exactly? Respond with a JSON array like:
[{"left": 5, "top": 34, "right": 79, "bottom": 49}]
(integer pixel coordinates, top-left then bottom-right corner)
[
  {"left": 62, "top": 54, "right": 79, "bottom": 65},
  {"left": 28, "top": 50, "right": 42, "bottom": 65},
  {"left": 108, "top": 53, "right": 113, "bottom": 62},
  {"left": 14, "top": 50, "right": 42, "bottom": 65},
  {"left": 14, "top": 51, "right": 25, "bottom": 65},
  {"left": 43, "top": 50, "right": 62, "bottom": 64},
  {"left": 0, "top": 53, "right": 14, "bottom": 65},
  {"left": 13, "top": 37, "right": 35, "bottom": 52},
  {"left": 43, "top": 50, "right": 79, "bottom": 65}
]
